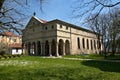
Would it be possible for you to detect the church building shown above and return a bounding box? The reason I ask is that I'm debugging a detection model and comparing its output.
[22,16,103,56]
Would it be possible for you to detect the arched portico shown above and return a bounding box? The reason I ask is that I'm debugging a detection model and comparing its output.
[45,40,49,56]
[65,40,70,55]
[28,42,31,55]
[51,39,56,56]
[58,39,64,55]
[37,41,41,55]
[32,42,36,55]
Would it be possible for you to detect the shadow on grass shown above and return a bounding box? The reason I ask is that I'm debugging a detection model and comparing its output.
[81,60,120,73]
[0,67,103,80]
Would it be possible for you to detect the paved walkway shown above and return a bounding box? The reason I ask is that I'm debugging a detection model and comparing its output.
[42,56,120,62]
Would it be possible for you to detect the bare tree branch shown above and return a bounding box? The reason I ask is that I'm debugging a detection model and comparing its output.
[96,0,120,7]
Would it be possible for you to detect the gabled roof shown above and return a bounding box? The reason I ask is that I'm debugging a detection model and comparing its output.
[39,19,47,23]
[47,19,95,33]
[25,16,99,34]
[1,31,18,37]
[33,16,47,23]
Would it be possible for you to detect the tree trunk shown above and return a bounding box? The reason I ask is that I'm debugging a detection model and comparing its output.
[0,0,5,10]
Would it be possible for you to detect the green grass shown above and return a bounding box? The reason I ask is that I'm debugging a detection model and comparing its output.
[64,54,120,60]
[63,54,104,59]
[0,56,120,80]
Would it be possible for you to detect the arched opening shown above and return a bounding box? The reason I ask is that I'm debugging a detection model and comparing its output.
[58,39,64,55]
[51,39,56,56]
[65,40,70,55]
[28,42,31,55]
[45,40,49,56]
[37,41,41,55]
[32,42,36,55]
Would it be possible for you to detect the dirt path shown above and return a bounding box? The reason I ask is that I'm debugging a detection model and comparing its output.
[42,56,120,62]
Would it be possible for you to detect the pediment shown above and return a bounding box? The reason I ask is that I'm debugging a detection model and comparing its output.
[25,16,43,29]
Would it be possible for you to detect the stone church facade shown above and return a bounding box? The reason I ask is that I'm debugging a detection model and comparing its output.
[22,16,103,56]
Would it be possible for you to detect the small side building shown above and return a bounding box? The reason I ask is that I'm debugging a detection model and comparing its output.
[0,31,22,54]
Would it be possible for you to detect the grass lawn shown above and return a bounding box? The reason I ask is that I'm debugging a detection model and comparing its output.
[0,56,120,80]
[64,54,120,60]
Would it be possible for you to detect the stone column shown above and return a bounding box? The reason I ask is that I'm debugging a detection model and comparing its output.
[40,44,42,55]
[56,43,59,57]
[24,44,27,55]
[24,43,28,55]
[41,43,45,56]
[35,42,38,55]
[49,43,52,56]
[69,43,71,54]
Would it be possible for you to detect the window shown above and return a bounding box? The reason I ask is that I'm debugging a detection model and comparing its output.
[66,26,68,30]
[45,26,47,30]
[77,37,80,49]
[9,37,11,42]
[51,25,54,29]
[60,25,62,28]
[14,39,16,42]
[91,40,93,50]
[16,48,18,52]
[82,38,85,49]
[87,39,89,49]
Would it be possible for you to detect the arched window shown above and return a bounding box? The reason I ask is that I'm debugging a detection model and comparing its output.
[82,38,85,49]
[66,26,68,30]
[51,25,54,29]
[77,37,80,49]
[60,24,62,28]
[87,39,89,49]
[91,40,93,50]
[45,26,47,30]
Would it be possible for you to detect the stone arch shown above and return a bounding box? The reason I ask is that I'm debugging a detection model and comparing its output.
[65,40,70,55]
[58,39,64,55]
[37,41,41,55]
[45,40,49,56]
[51,39,56,56]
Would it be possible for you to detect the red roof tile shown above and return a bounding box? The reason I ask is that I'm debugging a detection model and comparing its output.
[39,19,47,23]
[2,31,18,37]
[9,43,22,48]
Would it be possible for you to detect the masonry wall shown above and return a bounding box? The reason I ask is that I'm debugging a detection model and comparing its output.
[56,23,102,54]
[22,17,103,56]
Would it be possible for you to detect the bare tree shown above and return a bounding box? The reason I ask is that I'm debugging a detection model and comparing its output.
[0,0,45,34]
[86,14,109,56]
[86,8,120,56]
[108,9,120,55]
[72,0,120,20]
